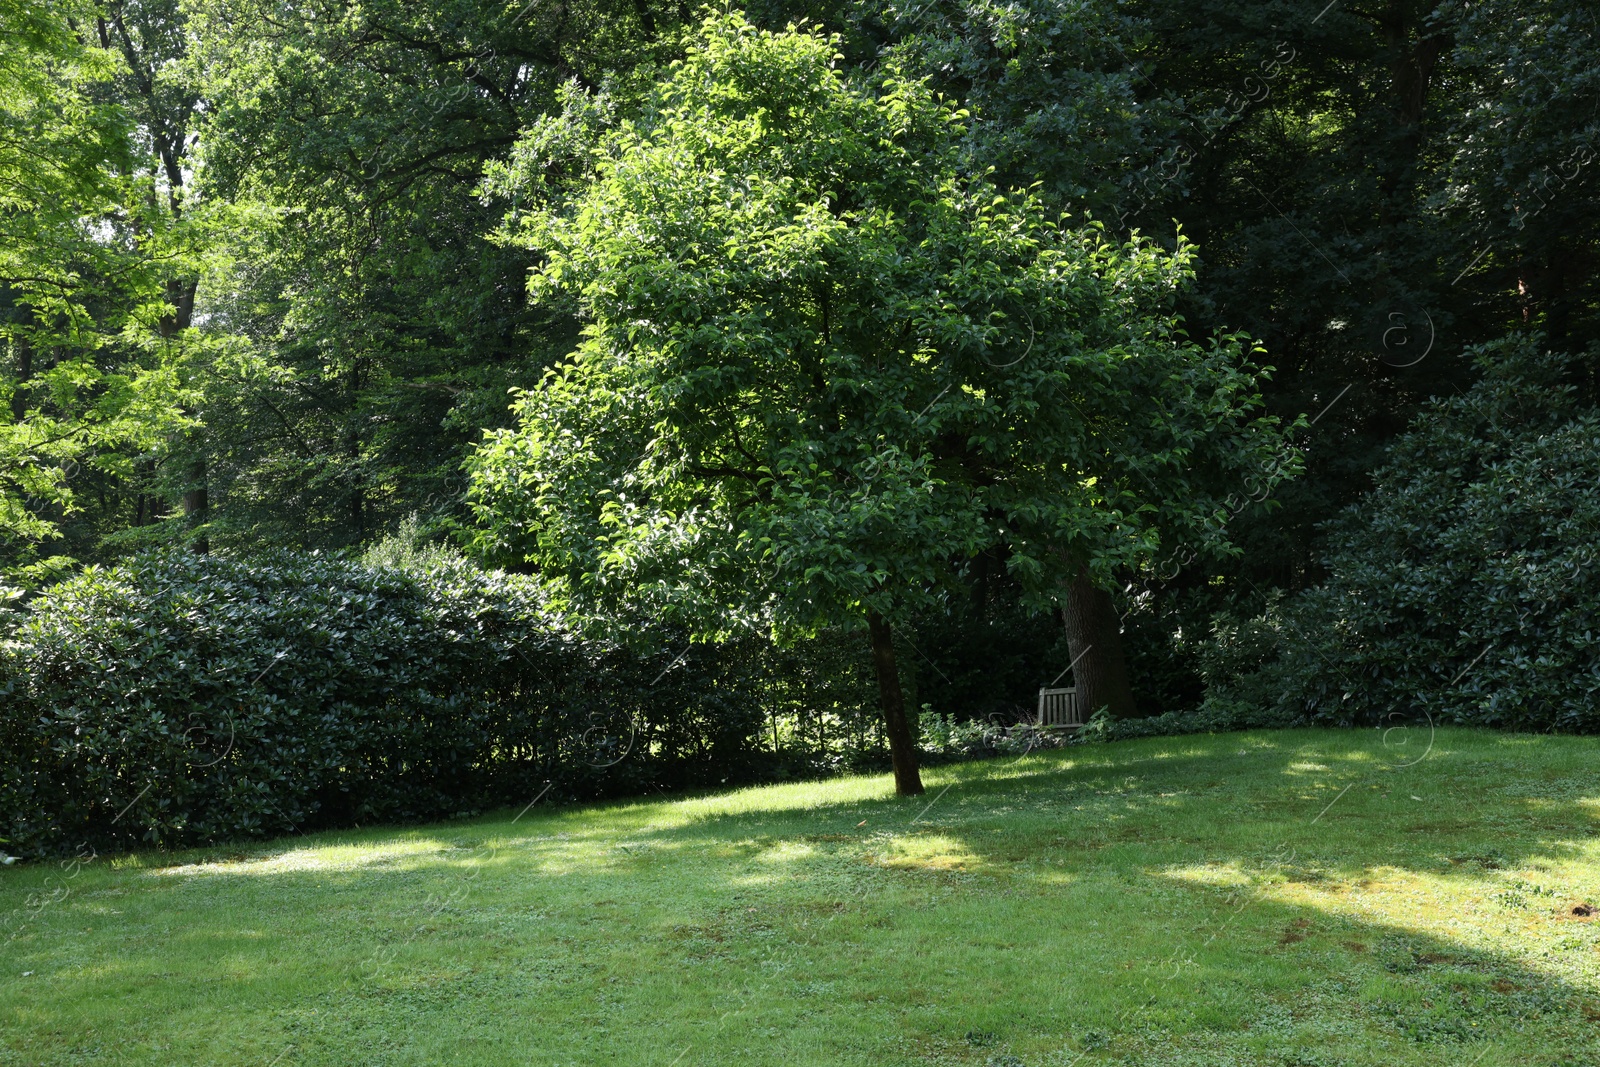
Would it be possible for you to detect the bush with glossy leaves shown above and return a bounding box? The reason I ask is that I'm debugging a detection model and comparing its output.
[1205,335,1600,731]
[0,549,834,856]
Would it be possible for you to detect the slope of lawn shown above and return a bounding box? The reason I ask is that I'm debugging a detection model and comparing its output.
[3,727,1599,1066]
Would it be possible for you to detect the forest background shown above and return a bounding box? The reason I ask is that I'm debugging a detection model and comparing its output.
[4,0,1598,851]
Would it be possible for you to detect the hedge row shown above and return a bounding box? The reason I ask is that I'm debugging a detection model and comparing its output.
[0,550,877,857]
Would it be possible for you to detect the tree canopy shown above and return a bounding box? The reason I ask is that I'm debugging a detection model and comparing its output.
[0,0,189,555]
[468,14,1292,791]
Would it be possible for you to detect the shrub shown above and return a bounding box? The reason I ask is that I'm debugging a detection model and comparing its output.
[1205,336,1600,731]
[1074,697,1303,744]
[3,551,531,853]
[918,709,1070,759]
[0,550,832,856]
[2,540,1130,855]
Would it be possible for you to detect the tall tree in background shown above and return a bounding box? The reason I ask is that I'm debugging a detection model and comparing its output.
[867,0,1180,218]
[1110,0,1598,587]
[1445,0,1600,354]
[98,0,210,548]
[0,0,188,575]
[179,0,690,550]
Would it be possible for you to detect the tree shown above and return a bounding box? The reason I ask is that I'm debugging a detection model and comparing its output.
[1443,0,1600,353]
[179,0,688,551]
[1110,0,1600,599]
[96,0,210,549]
[0,0,188,566]
[867,0,1179,222]
[469,13,1292,790]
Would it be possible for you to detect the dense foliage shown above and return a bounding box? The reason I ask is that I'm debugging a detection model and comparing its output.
[0,0,192,554]
[475,14,1289,613]
[0,548,895,855]
[3,0,1600,852]
[1205,337,1600,732]
[4,0,1595,577]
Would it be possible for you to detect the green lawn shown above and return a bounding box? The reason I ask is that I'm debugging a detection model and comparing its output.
[4,727,1599,1066]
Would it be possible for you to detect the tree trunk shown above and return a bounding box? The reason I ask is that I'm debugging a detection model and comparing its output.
[866,611,924,796]
[1061,564,1140,720]
[1374,0,1446,228]
[10,331,31,420]
[182,456,208,554]
[157,278,197,338]
[160,276,207,548]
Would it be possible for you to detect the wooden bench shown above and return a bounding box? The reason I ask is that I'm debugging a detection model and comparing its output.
[1036,686,1084,729]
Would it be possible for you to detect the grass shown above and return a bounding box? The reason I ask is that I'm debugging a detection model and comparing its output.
[4,727,1600,1066]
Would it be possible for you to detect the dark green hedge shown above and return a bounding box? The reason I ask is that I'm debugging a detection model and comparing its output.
[1202,336,1600,732]
[0,550,848,856]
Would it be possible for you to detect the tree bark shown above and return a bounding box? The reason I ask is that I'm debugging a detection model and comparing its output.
[182,456,208,554]
[10,331,31,420]
[866,611,924,796]
[157,278,197,339]
[1061,564,1140,720]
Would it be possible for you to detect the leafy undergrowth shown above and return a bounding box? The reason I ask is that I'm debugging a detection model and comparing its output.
[3,728,1599,1066]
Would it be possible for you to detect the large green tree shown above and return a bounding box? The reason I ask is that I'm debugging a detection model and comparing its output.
[469,13,1291,790]
[0,0,189,568]
[178,0,692,550]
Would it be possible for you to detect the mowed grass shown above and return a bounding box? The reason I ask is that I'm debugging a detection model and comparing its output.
[4,728,1600,1066]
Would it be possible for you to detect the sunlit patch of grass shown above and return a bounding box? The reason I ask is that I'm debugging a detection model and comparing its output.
[1163,861,1251,887]
[147,837,470,877]
[5,727,1600,1065]
[864,833,979,872]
